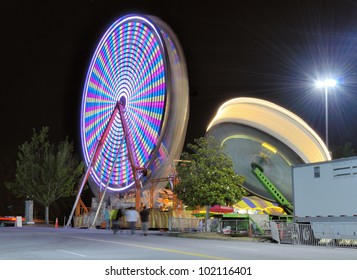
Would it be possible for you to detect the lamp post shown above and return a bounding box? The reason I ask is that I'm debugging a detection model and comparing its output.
[316,79,337,151]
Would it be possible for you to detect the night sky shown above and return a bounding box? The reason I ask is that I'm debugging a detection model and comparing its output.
[3,0,357,168]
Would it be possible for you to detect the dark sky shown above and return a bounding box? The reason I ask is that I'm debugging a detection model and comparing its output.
[3,0,357,167]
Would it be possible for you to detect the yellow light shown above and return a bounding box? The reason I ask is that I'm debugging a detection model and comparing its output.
[262,142,277,154]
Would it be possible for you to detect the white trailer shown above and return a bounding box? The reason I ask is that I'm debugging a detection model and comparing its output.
[292,156,357,240]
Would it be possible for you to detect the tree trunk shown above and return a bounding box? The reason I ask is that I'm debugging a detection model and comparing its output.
[45,206,49,224]
[205,205,210,232]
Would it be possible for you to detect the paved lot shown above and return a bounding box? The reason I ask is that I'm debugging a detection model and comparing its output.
[1,226,357,260]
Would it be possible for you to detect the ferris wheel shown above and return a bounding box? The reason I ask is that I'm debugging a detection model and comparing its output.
[67,14,189,226]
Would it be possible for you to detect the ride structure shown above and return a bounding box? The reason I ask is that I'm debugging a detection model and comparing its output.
[67,14,189,227]
[251,163,293,215]
[206,97,331,215]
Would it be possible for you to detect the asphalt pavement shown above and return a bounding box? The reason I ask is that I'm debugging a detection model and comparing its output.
[1,226,357,260]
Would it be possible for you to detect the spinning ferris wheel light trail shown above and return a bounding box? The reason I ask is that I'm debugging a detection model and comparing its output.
[66,14,189,227]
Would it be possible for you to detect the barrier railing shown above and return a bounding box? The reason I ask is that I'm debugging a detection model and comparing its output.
[168,217,200,232]
[168,217,251,236]
[217,219,250,236]
[271,221,357,248]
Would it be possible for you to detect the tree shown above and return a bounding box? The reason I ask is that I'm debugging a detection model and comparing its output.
[174,136,246,214]
[332,142,356,159]
[6,127,84,224]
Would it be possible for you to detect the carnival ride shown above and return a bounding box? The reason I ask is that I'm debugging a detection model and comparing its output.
[67,13,332,228]
[67,14,189,227]
[206,98,331,214]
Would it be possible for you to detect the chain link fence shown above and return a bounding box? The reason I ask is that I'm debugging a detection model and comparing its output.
[271,221,357,248]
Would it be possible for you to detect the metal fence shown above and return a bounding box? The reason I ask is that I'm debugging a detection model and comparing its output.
[214,219,250,236]
[271,221,357,248]
[168,217,251,236]
[168,217,200,232]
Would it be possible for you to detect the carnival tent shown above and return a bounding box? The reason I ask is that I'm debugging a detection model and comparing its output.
[234,196,286,215]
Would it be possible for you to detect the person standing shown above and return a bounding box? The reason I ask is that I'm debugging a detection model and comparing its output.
[112,208,123,235]
[125,207,139,235]
[103,207,111,230]
[198,219,203,232]
[140,205,150,236]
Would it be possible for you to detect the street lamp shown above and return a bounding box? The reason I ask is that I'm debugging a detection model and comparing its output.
[315,78,337,151]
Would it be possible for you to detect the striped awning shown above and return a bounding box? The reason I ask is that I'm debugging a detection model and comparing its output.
[234,196,286,216]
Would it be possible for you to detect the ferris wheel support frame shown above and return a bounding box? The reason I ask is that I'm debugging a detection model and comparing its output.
[66,102,121,227]
[117,100,148,211]
[89,136,126,229]
[66,101,147,227]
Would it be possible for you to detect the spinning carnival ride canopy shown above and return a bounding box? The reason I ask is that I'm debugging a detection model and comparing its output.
[206,97,331,202]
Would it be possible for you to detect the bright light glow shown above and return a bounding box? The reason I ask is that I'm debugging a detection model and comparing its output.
[207,97,331,202]
[315,78,336,151]
[207,97,331,163]
[81,15,167,191]
[262,142,277,154]
[315,79,337,88]
[80,14,189,192]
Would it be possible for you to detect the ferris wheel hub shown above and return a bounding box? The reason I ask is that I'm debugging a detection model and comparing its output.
[119,96,127,108]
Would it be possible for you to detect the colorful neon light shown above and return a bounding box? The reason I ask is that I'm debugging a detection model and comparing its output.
[80,15,167,191]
